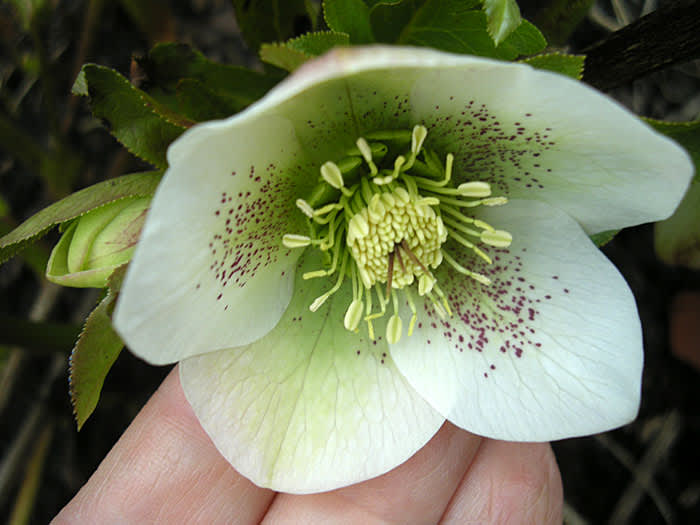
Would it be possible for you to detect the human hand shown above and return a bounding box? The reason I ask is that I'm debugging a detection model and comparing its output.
[52,368,562,524]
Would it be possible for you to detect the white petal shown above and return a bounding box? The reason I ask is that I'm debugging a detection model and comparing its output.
[180,255,444,493]
[391,199,642,441]
[114,115,311,364]
[404,57,692,234]
[278,46,692,234]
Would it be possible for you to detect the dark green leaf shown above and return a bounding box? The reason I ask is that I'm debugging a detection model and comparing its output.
[323,0,374,44]
[231,0,312,52]
[260,44,313,72]
[369,0,423,43]
[522,53,585,80]
[483,0,522,45]
[376,0,545,59]
[260,31,350,71]
[70,273,124,429]
[590,229,619,247]
[0,172,162,266]
[137,43,279,119]
[73,64,189,167]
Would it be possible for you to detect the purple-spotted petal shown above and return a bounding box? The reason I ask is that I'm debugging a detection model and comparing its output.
[390,199,642,441]
[114,115,313,364]
[277,46,692,234]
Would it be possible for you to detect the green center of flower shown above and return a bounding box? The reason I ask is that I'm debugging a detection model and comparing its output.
[283,125,512,344]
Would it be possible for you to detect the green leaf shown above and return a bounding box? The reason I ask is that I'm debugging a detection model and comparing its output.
[73,64,189,167]
[0,171,162,266]
[260,31,350,71]
[136,43,279,120]
[645,118,700,180]
[522,53,585,80]
[650,118,700,268]
[483,0,522,45]
[655,180,700,269]
[376,0,544,59]
[231,0,312,52]
[70,266,126,429]
[323,0,374,44]
[590,229,619,247]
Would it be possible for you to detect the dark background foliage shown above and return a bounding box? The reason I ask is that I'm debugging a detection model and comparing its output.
[0,1,698,523]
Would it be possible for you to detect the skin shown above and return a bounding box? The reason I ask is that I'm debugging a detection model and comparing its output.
[52,368,563,525]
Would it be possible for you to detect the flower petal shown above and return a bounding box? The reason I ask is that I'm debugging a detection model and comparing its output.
[114,115,313,364]
[180,254,444,493]
[278,46,693,233]
[404,59,692,234]
[391,199,642,441]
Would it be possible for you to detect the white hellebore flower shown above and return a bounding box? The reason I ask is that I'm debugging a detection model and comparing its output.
[113,46,693,493]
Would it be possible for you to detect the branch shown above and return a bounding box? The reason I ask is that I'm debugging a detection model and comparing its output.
[583,0,700,91]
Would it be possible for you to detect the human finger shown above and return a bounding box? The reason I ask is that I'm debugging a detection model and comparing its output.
[51,367,275,525]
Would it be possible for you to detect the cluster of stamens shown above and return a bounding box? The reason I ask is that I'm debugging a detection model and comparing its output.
[282,125,512,344]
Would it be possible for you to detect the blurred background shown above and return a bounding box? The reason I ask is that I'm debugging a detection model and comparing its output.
[0,1,698,523]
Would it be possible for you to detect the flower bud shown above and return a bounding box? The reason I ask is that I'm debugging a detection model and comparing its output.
[46,197,150,288]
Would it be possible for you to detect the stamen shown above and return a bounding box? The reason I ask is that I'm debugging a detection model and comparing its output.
[308,252,348,311]
[404,287,418,336]
[457,181,492,197]
[344,299,364,331]
[411,125,428,155]
[481,229,513,248]
[418,273,435,296]
[296,198,314,218]
[387,314,402,344]
[356,138,378,175]
[288,125,511,341]
[445,228,492,264]
[442,250,491,285]
[321,161,353,197]
[282,234,312,248]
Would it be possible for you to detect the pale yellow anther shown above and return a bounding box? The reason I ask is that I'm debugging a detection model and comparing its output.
[481,229,513,248]
[320,161,344,189]
[411,125,428,154]
[474,219,494,231]
[282,234,311,248]
[296,198,314,218]
[381,192,396,208]
[309,293,330,312]
[417,197,440,207]
[482,197,508,206]
[457,181,492,198]
[368,194,386,223]
[314,203,342,216]
[387,314,403,344]
[470,272,492,285]
[373,174,394,185]
[303,269,328,280]
[418,273,435,296]
[394,186,410,204]
[349,213,370,240]
[344,299,364,331]
[356,137,373,163]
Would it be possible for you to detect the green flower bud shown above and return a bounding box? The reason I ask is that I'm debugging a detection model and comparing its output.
[46,197,150,288]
